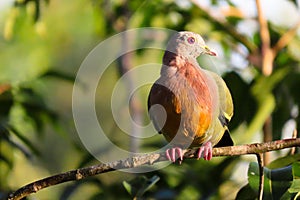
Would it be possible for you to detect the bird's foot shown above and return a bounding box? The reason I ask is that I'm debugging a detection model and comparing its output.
[197,142,213,160]
[166,147,183,164]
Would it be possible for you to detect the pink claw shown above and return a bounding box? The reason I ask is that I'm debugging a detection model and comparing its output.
[166,147,183,163]
[197,142,212,160]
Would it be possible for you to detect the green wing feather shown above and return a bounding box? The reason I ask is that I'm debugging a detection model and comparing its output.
[206,71,234,147]
[208,71,233,125]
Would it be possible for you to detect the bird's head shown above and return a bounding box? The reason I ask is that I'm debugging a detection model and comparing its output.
[166,31,216,59]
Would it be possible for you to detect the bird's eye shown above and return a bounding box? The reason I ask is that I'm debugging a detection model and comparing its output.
[187,37,195,44]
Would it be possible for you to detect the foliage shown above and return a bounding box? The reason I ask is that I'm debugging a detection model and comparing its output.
[1,0,300,199]
[237,159,300,200]
[123,175,160,199]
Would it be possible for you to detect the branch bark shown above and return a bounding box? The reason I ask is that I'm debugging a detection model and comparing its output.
[8,138,300,200]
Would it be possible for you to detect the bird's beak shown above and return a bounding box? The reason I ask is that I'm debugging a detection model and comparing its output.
[203,46,217,56]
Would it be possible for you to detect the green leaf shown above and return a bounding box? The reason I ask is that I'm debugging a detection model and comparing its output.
[177,185,200,200]
[289,162,300,196]
[235,184,257,200]
[251,67,290,102]
[248,162,293,199]
[280,190,294,200]
[289,179,300,193]
[243,93,275,141]
[8,125,40,156]
[15,86,59,133]
[137,175,160,197]
[123,175,160,198]
[268,154,300,169]
[292,162,300,178]
[41,70,76,83]
[0,152,13,168]
[243,67,291,140]
[123,180,133,196]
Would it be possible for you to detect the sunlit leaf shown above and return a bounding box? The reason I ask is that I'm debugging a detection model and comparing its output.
[288,162,300,199]
[123,180,133,196]
[123,175,160,198]
[243,67,290,140]
[251,67,290,99]
[289,179,300,193]
[268,154,300,169]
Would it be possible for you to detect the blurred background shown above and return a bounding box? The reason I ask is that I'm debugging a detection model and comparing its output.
[1,0,300,199]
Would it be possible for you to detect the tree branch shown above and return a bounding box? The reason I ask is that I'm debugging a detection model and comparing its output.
[290,129,298,155]
[7,138,300,200]
[256,0,273,76]
[272,20,300,56]
[190,0,257,53]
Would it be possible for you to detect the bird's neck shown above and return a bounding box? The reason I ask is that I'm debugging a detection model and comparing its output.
[162,51,197,68]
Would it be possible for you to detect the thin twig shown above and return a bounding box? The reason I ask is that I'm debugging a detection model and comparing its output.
[8,138,300,200]
[262,116,272,165]
[256,0,273,76]
[272,20,300,56]
[290,129,298,155]
[190,0,257,53]
[255,0,274,166]
[256,153,264,200]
